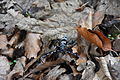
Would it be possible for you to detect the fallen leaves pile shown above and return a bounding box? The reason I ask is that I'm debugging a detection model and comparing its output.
[0,0,120,80]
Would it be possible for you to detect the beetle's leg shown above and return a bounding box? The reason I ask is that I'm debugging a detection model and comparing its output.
[39,50,57,62]
[66,50,80,58]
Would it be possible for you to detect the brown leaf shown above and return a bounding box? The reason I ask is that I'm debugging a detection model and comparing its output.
[76,26,102,48]
[24,33,40,59]
[90,30,112,51]
[76,26,112,51]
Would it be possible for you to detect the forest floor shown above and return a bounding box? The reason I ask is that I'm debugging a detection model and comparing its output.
[0,0,120,80]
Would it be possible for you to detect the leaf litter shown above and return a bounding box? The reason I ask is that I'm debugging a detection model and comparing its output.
[0,0,120,80]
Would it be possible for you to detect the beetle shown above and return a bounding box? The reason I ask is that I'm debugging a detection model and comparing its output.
[39,37,80,62]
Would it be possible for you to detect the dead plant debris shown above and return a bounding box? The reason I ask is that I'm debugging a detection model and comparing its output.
[0,0,120,80]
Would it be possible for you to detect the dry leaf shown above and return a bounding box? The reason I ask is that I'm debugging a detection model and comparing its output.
[24,33,40,59]
[59,74,73,80]
[79,9,104,29]
[92,11,105,28]
[76,58,87,65]
[89,44,101,56]
[65,61,79,76]
[7,56,26,80]
[8,32,20,46]
[76,26,112,51]
[72,45,78,53]
[79,10,93,30]
[0,56,10,80]
[2,48,14,58]
[23,59,64,78]
[0,34,8,50]
[76,31,90,58]
[91,30,112,51]
[76,26,102,48]
[100,57,112,80]
[25,40,43,72]
[81,61,95,80]
[44,66,66,80]
[112,38,120,52]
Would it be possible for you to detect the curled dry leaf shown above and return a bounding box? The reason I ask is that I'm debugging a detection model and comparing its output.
[91,30,112,51]
[76,26,102,48]
[76,26,112,51]
[24,33,40,59]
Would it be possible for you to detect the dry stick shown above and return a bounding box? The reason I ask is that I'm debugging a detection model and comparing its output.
[23,59,65,79]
